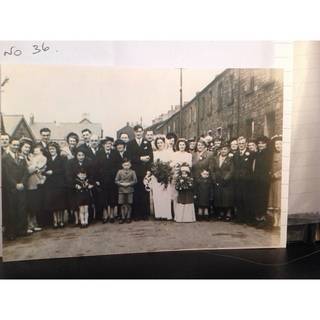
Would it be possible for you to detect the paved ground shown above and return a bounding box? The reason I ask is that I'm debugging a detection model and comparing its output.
[2,220,281,262]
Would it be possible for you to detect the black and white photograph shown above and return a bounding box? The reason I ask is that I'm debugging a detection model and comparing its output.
[0,65,286,261]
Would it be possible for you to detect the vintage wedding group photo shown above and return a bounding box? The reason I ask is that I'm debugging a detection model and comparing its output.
[0,65,285,261]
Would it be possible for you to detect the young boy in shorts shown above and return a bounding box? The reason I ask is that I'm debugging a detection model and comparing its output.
[115,159,137,223]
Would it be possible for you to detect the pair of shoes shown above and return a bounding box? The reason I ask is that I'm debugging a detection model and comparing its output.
[109,218,115,223]
[27,229,34,235]
[119,219,124,224]
[126,219,132,223]
[102,219,107,224]
[53,224,58,229]
[33,227,42,232]
[59,223,64,228]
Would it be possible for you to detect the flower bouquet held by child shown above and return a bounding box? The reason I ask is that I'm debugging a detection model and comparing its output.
[174,163,196,223]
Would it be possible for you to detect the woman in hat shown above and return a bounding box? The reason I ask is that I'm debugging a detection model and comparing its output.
[96,137,118,223]
[209,142,235,221]
[268,135,282,227]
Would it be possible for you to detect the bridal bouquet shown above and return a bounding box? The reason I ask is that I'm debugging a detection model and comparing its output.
[151,159,173,189]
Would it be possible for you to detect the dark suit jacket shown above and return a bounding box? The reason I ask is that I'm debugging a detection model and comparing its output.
[113,150,129,172]
[77,143,101,160]
[96,149,117,188]
[233,149,254,182]
[2,152,29,192]
[192,150,213,180]
[209,155,234,185]
[252,148,271,182]
[126,138,153,179]
[65,158,94,188]
[209,155,235,207]
[45,155,67,189]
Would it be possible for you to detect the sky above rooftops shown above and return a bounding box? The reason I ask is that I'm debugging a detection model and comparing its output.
[1,65,220,137]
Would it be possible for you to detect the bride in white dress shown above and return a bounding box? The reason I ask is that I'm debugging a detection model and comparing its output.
[151,136,173,220]
[171,139,196,222]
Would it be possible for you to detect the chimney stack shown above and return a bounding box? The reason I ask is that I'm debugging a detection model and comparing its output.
[30,113,34,125]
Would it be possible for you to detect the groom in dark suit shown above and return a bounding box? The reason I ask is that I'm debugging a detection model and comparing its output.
[126,125,153,220]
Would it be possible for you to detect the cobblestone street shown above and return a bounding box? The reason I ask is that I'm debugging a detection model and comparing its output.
[3,219,281,262]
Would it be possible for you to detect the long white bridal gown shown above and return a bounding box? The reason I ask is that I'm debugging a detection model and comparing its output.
[151,149,173,220]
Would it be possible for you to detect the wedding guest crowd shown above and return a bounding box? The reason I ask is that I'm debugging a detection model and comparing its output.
[1,125,282,241]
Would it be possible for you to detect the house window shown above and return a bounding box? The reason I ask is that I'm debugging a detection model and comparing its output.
[173,121,176,132]
[218,83,223,111]
[245,119,254,138]
[264,111,276,138]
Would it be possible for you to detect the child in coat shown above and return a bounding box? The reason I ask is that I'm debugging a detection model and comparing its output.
[74,168,94,228]
[115,159,137,223]
[194,169,213,221]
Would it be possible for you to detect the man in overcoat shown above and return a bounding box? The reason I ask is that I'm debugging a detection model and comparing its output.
[126,125,153,220]
[233,136,254,223]
[2,137,29,240]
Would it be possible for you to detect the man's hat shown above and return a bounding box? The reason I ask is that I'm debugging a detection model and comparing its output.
[220,141,230,149]
[101,136,114,144]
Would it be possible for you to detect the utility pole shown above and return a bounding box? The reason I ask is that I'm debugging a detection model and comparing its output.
[179,68,183,137]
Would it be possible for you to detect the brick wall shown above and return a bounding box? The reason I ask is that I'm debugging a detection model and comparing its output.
[153,68,283,140]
